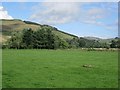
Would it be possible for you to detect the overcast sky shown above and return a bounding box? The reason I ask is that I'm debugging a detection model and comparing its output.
[0,1,118,39]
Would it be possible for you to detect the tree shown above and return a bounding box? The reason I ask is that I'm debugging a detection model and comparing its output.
[33,29,44,49]
[117,39,120,48]
[68,38,79,48]
[7,31,23,49]
[33,28,55,49]
[46,29,55,49]
[22,28,34,49]
[110,40,117,48]
[78,38,86,47]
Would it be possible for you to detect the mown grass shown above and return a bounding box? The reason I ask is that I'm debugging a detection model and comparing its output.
[2,49,118,88]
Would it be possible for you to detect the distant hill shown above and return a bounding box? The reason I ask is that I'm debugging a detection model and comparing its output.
[0,19,77,43]
[83,36,101,41]
[83,36,116,44]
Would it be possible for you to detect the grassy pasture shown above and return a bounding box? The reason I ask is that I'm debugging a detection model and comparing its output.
[2,49,118,88]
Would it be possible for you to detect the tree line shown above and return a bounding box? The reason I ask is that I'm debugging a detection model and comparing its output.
[2,27,120,49]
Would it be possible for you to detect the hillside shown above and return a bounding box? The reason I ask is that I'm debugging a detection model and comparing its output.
[0,19,118,49]
[0,19,77,43]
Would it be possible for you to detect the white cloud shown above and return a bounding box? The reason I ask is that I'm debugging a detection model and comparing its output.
[83,20,103,25]
[30,2,117,31]
[30,2,81,25]
[83,19,118,31]
[87,8,106,18]
[0,6,13,19]
[1,0,119,2]
[30,2,107,25]
[78,7,106,24]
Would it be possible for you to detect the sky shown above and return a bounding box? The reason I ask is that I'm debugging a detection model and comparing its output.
[0,1,118,39]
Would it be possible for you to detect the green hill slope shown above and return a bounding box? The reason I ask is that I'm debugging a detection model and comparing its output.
[0,19,77,43]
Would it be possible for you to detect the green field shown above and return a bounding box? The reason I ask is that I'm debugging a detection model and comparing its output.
[2,49,118,88]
